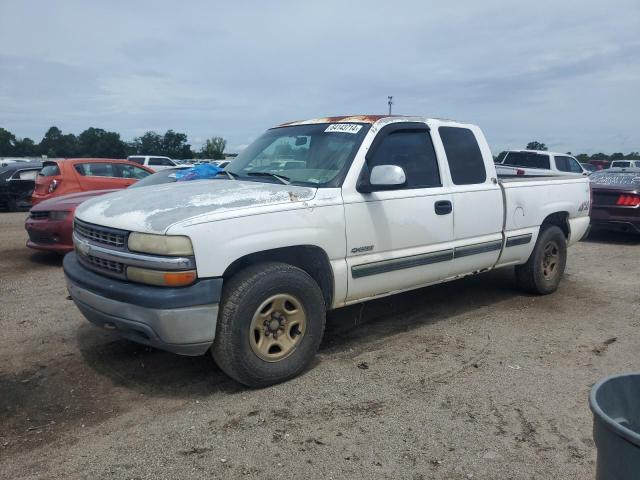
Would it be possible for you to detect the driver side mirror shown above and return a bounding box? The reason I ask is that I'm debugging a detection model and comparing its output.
[357,164,407,193]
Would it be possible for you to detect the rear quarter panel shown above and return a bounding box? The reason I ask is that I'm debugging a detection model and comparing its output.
[497,177,590,266]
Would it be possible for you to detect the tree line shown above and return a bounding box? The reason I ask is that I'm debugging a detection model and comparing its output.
[0,126,227,160]
[495,141,640,163]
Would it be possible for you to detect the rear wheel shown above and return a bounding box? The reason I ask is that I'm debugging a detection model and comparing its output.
[212,262,326,387]
[515,225,567,295]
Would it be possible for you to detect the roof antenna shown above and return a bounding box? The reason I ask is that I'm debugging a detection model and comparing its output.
[388,96,393,115]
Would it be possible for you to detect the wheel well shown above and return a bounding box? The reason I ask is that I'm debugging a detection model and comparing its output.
[223,246,334,307]
[541,212,570,238]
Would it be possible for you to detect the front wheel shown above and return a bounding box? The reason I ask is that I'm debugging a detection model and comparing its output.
[515,225,567,295]
[212,262,326,387]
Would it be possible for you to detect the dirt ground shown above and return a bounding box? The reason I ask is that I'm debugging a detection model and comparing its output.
[1,211,638,480]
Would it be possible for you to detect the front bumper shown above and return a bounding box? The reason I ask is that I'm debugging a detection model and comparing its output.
[63,252,222,356]
[25,217,74,254]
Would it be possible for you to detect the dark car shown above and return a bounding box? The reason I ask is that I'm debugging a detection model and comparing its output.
[0,161,43,211]
[590,168,640,234]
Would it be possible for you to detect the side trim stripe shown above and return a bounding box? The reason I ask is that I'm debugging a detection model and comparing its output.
[351,249,453,279]
[505,233,532,248]
[453,240,502,258]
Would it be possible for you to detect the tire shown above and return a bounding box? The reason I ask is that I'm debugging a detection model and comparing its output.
[515,225,567,295]
[212,262,326,388]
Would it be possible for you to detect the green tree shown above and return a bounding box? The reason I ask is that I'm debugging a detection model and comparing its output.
[575,153,590,162]
[200,136,226,160]
[624,152,639,159]
[0,127,19,155]
[131,131,163,155]
[78,127,127,158]
[13,137,37,156]
[38,126,78,157]
[162,130,193,159]
[590,152,609,160]
[526,141,547,151]
[610,152,624,160]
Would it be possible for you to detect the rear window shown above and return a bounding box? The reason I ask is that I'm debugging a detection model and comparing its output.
[128,156,145,165]
[13,169,39,180]
[439,127,486,185]
[39,163,61,176]
[149,157,174,166]
[502,152,551,170]
[611,161,631,168]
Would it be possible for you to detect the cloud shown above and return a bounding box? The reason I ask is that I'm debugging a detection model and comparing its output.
[0,0,639,154]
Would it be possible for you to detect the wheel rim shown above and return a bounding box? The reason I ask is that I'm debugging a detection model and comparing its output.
[249,293,306,362]
[541,240,560,280]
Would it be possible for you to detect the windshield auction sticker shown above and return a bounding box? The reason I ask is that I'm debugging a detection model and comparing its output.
[325,123,363,134]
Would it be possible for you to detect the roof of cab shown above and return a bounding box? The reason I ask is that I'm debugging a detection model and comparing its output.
[277,114,468,128]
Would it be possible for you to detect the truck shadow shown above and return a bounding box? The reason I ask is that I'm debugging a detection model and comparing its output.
[76,267,521,398]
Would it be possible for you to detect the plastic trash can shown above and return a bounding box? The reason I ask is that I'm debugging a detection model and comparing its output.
[589,373,640,480]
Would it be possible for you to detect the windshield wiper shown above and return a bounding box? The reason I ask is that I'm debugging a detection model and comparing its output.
[246,171,290,185]
[223,170,239,180]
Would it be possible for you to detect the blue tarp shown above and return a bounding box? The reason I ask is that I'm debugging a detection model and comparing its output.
[174,163,223,181]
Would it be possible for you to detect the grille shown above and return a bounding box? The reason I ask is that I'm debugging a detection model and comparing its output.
[75,220,126,248]
[83,254,124,274]
[28,230,54,244]
[30,211,49,219]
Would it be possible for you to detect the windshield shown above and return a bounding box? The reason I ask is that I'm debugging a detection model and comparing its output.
[227,123,370,187]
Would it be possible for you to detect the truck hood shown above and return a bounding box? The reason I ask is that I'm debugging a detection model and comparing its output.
[74,180,317,234]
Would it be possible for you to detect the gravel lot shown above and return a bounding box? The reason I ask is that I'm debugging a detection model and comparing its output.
[1,211,639,479]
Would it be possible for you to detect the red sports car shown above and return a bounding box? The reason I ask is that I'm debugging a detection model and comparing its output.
[25,189,117,254]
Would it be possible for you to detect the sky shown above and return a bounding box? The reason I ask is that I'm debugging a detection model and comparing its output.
[1,0,639,155]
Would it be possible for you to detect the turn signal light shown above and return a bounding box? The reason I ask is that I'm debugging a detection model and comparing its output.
[616,194,640,206]
[126,266,197,287]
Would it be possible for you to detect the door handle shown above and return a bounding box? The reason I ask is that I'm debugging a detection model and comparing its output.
[434,200,452,215]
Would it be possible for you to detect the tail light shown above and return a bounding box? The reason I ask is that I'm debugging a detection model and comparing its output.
[516,168,525,176]
[48,179,59,193]
[616,194,640,206]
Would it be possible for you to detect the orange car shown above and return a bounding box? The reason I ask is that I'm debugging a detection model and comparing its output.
[31,158,153,205]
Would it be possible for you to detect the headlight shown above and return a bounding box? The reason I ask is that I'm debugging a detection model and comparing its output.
[128,232,193,256]
[127,267,196,287]
[49,211,69,221]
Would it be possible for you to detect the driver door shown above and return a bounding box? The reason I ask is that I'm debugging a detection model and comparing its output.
[342,124,454,302]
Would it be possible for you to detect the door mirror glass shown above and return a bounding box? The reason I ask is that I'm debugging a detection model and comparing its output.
[369,165,406,188]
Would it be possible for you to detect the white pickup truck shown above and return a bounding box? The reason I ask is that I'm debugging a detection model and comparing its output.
[64,115,591,387]
[496,150,589,177]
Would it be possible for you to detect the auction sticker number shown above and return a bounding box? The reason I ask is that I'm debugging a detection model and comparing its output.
[325,124,362,134]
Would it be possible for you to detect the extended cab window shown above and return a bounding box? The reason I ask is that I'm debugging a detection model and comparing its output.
[439,127,486,185]
[502,152,550,169]
[368,130,441,188]
[128,157,145,165]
